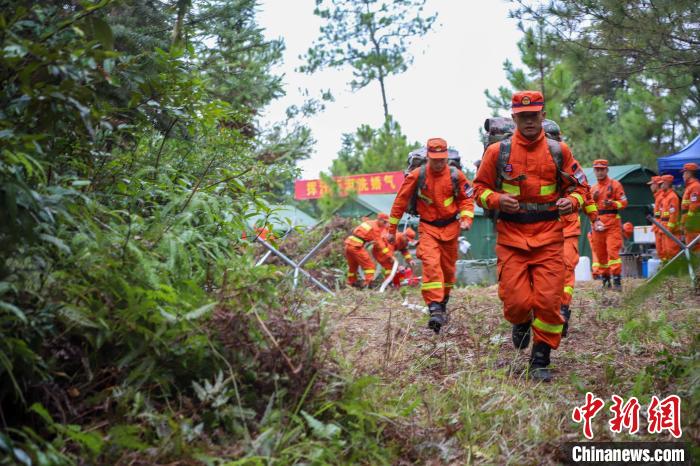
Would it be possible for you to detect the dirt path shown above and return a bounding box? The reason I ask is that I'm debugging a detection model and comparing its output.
[322,278,699,464]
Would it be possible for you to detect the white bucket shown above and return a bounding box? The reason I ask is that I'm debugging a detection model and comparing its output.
[647,258,662,277]
[575,256,592,282]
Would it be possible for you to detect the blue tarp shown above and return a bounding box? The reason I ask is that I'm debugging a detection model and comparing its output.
[657,134,700,183]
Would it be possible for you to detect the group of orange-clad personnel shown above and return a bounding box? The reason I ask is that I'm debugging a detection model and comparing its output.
[343,213,418,289]
[342,89,697,382]
[649,163,700,260]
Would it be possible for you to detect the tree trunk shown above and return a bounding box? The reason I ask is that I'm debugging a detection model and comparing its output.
[378,73,389,122]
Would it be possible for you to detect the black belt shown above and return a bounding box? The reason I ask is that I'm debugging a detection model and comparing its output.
[499,210,559,224]
[420,216,458,227]
[599,209,619,215]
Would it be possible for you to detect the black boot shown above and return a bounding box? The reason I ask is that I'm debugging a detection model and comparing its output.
[428,302,446,334]
[512,320,532,349]
[560,305,571,338]
[529,342,552,382]
[612,275,622,292]
[601,276,611,289]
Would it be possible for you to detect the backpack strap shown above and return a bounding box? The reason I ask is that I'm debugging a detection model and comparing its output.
[408,165,428,214]
[546,138,563,194]
[496,138,512,191]
[449,166,460,200]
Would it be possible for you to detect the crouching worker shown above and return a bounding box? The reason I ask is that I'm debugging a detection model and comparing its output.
[388,138,474,333]
[344,213,388,288]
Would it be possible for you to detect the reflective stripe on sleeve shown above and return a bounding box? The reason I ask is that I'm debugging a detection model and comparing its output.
[461,210,474,218]
[381,247,390,254]
[585,204,597,214]
[360,222,372,231]
[389,216,400,225]
[443,196,454,207]
[349,236,364,244]
[532,318,563,334]
[563,286,574,296]
[570,193,584,206]
[363,269,375,274]
[614,201,623,209]
[480,189,495,206]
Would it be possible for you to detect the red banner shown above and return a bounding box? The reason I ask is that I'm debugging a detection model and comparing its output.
[294,171,404,200]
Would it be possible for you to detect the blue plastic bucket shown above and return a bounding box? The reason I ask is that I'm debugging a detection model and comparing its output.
[641,259,648,278]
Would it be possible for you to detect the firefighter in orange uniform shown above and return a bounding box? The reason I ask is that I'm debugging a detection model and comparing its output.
[681,163,700,253]
[388,138,474,334]
[560,188,597,337]
[344,213,389,287]
[590,159,628,290]
[373,228,416,272]
[648,176,664,259]
[658,174,681,261]
[473,90,588,382]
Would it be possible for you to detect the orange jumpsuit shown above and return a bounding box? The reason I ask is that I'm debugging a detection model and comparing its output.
[588,232,601,279]
[653,189,664,260]
[389,167,474,305]
[590,177,628,277]
[344,220,385,286]
[372,231,413,271]
[659,189,681,260]
[681,177,700,252]
[561,190,597,307]
[473,129,587,350]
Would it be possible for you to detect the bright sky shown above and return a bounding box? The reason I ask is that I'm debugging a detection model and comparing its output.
[256,1,525,179]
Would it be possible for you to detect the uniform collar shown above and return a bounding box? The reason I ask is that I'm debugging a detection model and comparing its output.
[513,128,544,147]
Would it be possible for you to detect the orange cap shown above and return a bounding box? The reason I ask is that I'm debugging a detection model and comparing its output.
[592,159,609,168]
[377,212,389,221]
[681,162,698,172]
[511,91,544,114]
[404,227,416,240]
[426,138,448,159]
[661,174,674,183]
[647,176,662,185]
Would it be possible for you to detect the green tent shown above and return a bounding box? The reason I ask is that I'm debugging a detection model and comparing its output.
[246,203,318,233]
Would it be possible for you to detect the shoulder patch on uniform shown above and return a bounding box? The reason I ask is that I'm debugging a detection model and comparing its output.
[504,164,513,173]
[574,167,586,184]
[465,184,474,198]
[670,207,676,213]
[692,193,698,202]
[620,195,627,201]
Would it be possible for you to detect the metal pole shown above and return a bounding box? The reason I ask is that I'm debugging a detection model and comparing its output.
[291,232,332,289]
[647,215,686,249]
[255,250,272,266]
[255,236,334,294]
[646,215,698,284]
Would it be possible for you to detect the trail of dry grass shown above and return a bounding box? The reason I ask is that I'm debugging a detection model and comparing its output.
[321,279,699,464]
